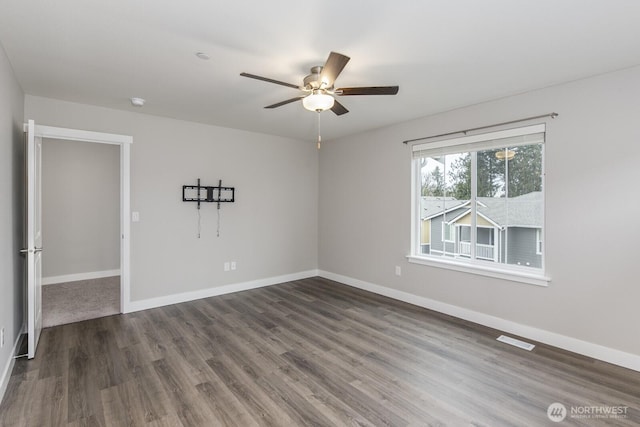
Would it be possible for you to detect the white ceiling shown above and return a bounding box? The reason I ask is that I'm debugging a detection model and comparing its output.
[2,1,640,142]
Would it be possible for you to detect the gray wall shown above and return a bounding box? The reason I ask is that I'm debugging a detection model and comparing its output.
[0,42,24,387]
[25,95,319,302]
[42,139,120,278]
[319,66,640,356]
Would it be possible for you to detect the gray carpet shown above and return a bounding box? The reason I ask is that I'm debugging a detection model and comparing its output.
[42,276,120,328]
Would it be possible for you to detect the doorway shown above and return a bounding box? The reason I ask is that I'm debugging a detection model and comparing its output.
[41,138,120,327]
[25,122,131,358]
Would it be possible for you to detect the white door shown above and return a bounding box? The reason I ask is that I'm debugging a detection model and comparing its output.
[25,119,43,359]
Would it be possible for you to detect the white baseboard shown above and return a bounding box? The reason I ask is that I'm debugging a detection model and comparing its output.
[318,270,640,373]
[0,324,25,407]
[43,269,120,285]
[124,270,319,313]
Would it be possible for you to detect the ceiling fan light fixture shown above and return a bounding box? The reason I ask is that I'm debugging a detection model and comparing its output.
[240,51,398,117]
[302,90,334,112]
[130,97,145,107]
[495,149,516,160]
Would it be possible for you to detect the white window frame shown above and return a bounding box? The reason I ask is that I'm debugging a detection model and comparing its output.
[408,124,550,287]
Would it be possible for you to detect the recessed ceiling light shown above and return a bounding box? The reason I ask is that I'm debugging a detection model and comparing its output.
[195,52,210,60]
[130,97,145,107]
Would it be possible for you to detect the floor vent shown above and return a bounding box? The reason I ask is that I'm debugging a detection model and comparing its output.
[497,335,535,351]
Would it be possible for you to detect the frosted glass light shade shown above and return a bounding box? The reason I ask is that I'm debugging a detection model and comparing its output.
[302,91,335,112]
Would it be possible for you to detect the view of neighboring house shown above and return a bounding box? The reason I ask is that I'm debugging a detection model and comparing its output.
[420,192,542,268]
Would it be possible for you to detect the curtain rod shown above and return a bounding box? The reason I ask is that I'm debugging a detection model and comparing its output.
[402,112,558,145]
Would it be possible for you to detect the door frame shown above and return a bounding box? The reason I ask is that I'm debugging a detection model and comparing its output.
[26,123,133,312]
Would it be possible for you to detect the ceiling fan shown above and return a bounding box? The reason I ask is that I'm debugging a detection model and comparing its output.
[240,51,399,116]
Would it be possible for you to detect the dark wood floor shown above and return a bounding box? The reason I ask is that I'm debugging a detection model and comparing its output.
[1,277,639,426]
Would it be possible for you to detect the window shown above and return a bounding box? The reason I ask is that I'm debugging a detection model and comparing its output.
[443,222,455,242]
[411,124,546,282]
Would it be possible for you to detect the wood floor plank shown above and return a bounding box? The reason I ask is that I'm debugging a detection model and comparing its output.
[67,346,106,426]
[0,369,38,427]
[253,371,336,427]
[2,277,640,426]
[205,320,338,426]
[32,376,68,427]
[87,329,130,390]
[281,350,409,426]
[206,354,296,426]
[107,345,169,424]
[152,357,217,427]
[37,348,68,380]
[102,314,141,349]
[129,315,170,362]
[101,380,152,426]
[195,380,260,427]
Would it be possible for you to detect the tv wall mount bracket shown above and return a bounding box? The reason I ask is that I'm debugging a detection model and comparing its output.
[182,178,235,210]
[182,178,235,238]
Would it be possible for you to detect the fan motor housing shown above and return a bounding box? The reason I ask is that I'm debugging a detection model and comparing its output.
[303,66,327,90]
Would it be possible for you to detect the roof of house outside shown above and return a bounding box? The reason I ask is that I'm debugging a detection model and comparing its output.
[421,192,542,228]
[421,197,467,219]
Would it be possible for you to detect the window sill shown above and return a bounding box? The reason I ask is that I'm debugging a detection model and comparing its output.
[406,255,550,287]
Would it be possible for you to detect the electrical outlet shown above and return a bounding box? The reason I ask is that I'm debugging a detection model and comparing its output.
[224,262,230,272]
[1,327,4,348]
[395,266,401,276]
[231,261,236,271]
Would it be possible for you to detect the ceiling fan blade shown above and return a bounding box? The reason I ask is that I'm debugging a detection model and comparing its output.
[265,96,305,109]
[330,99,349,116]
[240,72,301,90]
[336,86,399,96]
[320,52,350,87]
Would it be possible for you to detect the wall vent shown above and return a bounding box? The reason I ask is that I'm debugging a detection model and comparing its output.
[497,335,535,351]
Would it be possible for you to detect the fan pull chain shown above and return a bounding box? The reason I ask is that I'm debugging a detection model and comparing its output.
[317,111,322,149]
